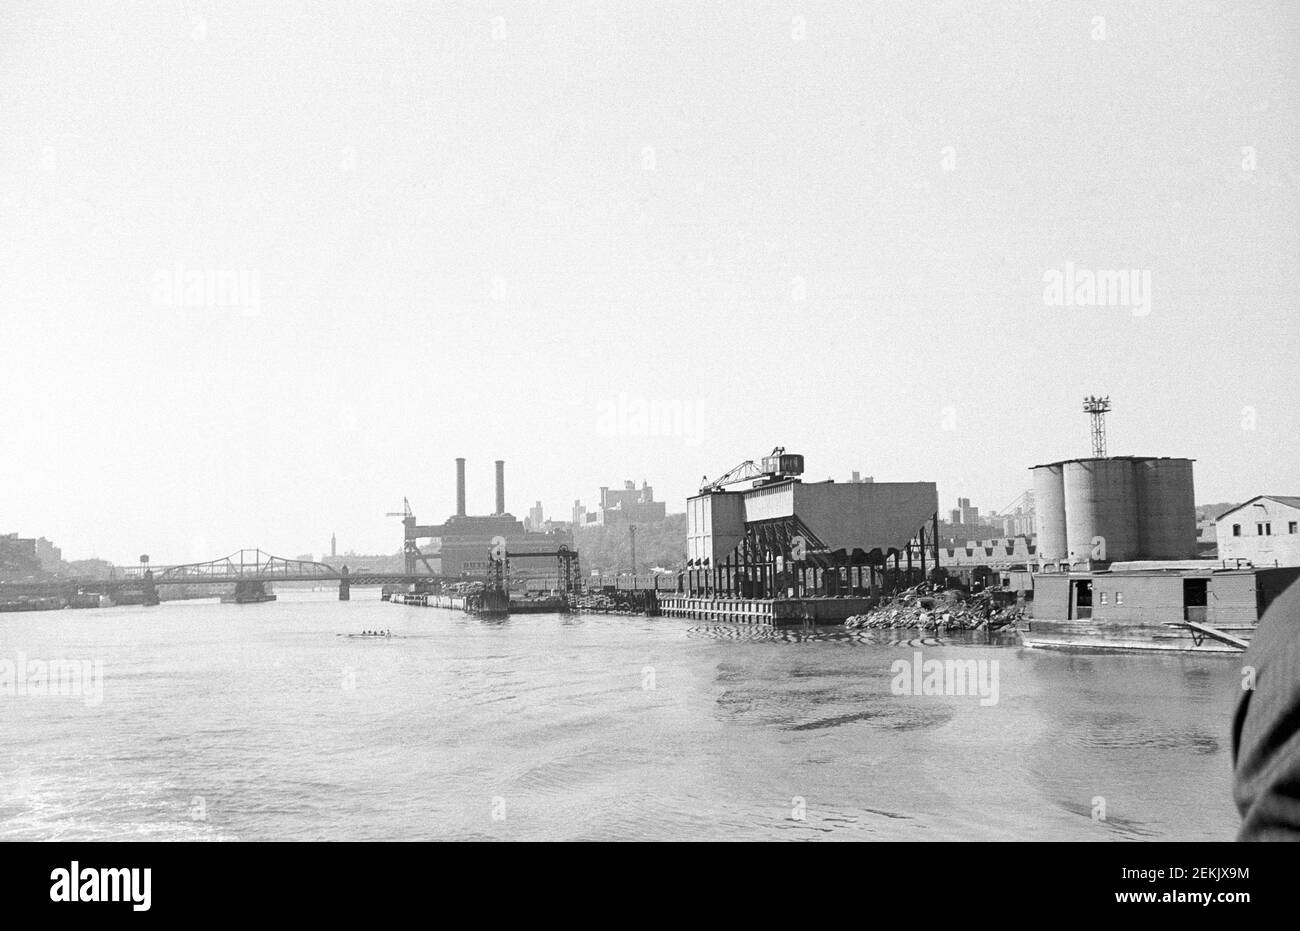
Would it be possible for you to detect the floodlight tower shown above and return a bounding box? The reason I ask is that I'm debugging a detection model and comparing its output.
[1083,395,1111,458]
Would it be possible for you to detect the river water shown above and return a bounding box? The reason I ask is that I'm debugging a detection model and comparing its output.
[0,590,1242,841]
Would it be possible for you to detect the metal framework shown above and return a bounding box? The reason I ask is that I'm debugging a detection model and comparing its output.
[489,544,581,594]
[699,459,764,493]
[1083,395,1111,458]
[108,550,449,587]
[556,545,579,594]
[116,549,339,584]
[698,446,800,493]
[686,512,941,599]
[387,497,440,575]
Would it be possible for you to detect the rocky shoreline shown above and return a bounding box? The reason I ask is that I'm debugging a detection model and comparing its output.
[844,583,1024,632]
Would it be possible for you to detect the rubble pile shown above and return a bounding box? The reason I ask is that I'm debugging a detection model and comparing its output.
[844,583,1024,632]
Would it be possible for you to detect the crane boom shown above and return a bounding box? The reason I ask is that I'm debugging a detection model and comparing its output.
[700,460,763,493]
[699,447,804,493]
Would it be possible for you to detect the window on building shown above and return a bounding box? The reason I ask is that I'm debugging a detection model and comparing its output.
[1291,522,1298,534]
[1115,592,1124,605]
[1258,523,1266,535]
[1099,592,1108,605]
[1266,523,1273,536]
[1233,524,1242,536]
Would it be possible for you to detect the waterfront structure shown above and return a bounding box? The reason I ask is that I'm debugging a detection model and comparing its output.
[1030,456,1197,566]
[665,449,938,626]
[1215,496,1300,567]
[1024,563,1300,653]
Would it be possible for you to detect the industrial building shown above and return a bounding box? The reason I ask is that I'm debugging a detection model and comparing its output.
[572,481,667,526]
[1215,496,1300,567]
[399,459,574,579]
[664,449,939,624]
[1024,564,1300,653]
[1030,456,1198,566]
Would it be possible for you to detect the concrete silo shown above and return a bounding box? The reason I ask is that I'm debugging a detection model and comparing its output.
[1031,463,1068,561]
[1063,458,1140,562]
[1135,457,1197,558]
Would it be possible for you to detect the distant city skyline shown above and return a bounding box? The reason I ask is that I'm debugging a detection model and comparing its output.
[3,2,1297,563]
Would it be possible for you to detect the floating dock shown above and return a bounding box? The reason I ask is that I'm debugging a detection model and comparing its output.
[1018,618,1256,653]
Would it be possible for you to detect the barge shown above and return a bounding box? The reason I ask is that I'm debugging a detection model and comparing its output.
[659,595,875,627]
[390,590,523,617]
[0,596,65,613]
[1019,563,1300,654]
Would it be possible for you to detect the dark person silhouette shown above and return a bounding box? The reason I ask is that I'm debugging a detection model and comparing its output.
[1232,570,1300,840]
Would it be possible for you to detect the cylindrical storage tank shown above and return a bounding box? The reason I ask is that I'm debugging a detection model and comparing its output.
[1031,464,1068,561]
[1063,458,1139,563]
[1134,457,1196,558]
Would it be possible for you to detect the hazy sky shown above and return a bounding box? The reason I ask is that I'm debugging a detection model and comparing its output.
[2,2,1297,564]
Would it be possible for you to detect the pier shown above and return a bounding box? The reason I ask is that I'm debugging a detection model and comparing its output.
[658,595,876,627]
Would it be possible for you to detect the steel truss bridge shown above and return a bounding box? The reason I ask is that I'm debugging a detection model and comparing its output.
[113,550,449,588]
[0,550,451,603]
[2,547,583,604]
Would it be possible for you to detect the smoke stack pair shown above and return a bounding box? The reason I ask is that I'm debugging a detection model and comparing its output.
[453,457,505,516]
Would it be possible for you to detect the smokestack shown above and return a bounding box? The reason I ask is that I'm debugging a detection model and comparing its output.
[495,460,505,515]
[455,458,467,516]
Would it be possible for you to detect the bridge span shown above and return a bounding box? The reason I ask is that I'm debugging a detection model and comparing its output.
[114,549,456,601]
[3,546,581,607]
[1,549,452,604]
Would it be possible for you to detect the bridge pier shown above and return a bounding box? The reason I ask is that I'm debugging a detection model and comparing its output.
[142,570,160,606]
[339,565,350,601]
